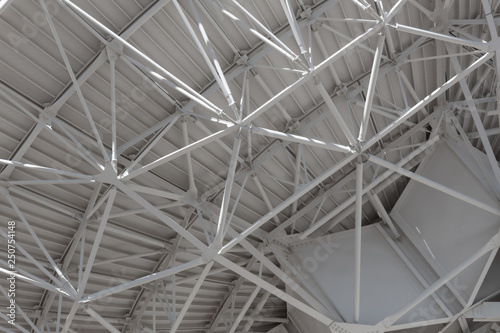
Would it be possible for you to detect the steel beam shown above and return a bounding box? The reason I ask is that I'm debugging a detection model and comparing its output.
[121,15,384,181]
[221,153,357,254]
[80,257,205,303]
[0,159,93,179]
[60,0,222,115]
[379,232,500,328]
[208,249,261,332]
[252,174,281,225]
[41,0,108,161]
[228,286,262,333]
[62,187,117,333]
[246,126,352,153]
[0,264,61,295]
[467,248,499,306]
[214,254,335,327]
[390,23,490,51]
[358,34,385,143]
[226,228,338,319]
[447,44,500,192]
[368,192,400,238]
[169,261,214,333]
[225,0,299,62]
[214,136,242,247]
[115,181,208,252]
[83,306,121,333]
[176,0,237,112]
[367,154,500,216]
[316,80,357,147]
[363,52,494,153]
[241,277,280,332]
[354,161,363,323]
[299,136,439,238]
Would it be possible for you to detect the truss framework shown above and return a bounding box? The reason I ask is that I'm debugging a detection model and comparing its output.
[0,0,499,332]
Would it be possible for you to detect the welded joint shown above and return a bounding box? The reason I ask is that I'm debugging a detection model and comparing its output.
[298,5,312,19]
[337,82,350,96]
[203,247,219,263]
[286,118,301,132]
[105,38,123,59]
[106,44,121,62]
[235,52,249,66]
[38,111,52,129]
[58,279,76,299]
[313,76,323,86]
[94,163,119,184]
[74,214,86,224]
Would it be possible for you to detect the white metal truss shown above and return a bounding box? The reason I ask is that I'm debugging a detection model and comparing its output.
[0,0,499,333]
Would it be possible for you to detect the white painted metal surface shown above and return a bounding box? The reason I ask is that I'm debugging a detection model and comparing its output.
[0,0,499,332]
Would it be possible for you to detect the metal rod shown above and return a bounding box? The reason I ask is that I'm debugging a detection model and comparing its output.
[117,112,180,157]
[292,144,303,215]
[300,135,439,238]
[169,261,214,333]
[390,23,489,51]
[7,179,94,186]
[316,80,357,147]
[222,153,357,253]
[122,19,383,182]
[3,193,75,294]
[228,286,262,333]
[0,265,60,295]
[62,188,117,333]
[448,44,500,192]
[182,119,198,194]
[109,55,117,168]
[82,306,121,333]
[363,52,494,152]
[0,159,93,179]
[368,154,500,216]
[80,257,205,303]
[40,0,108,161]
[252,174,281,225]
[358,34,385,143]
[214,136,242,247]
[241,278,280,331]
[59,0,222,114]
[467,248,499,306]
[280,0,307,55]
[56,293,62,333]
[115,181,208,252]
[214,254,334,326]
[246,126,352,153]
[186,0,237,111]
[368,192,400,238]
[380,232,500,328]
[354,162,363,323]
[227,0,299,61]
[313,29,341,85]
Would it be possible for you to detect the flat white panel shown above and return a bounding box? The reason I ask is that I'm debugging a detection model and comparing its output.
[392,141,500,301]
[291,224,446,325]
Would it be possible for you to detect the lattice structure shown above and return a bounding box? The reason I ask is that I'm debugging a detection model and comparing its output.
[0,0,499,332]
